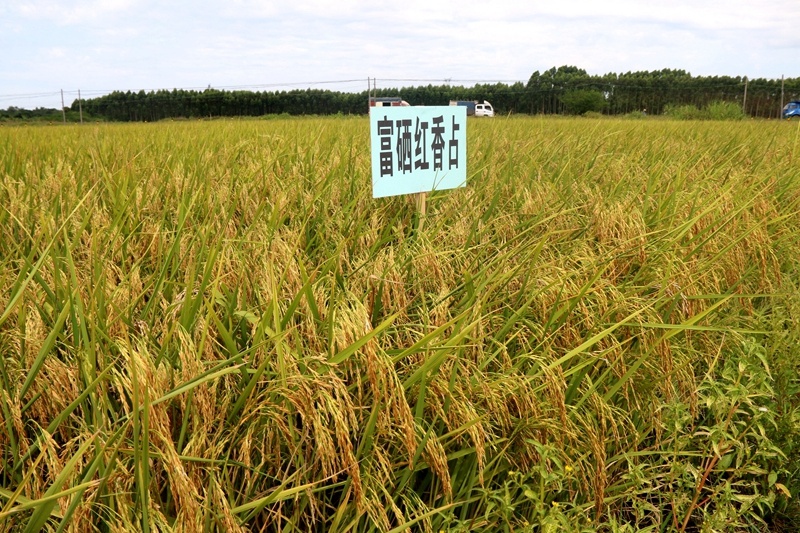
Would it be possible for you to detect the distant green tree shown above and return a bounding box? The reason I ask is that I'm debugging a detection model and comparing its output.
[560,89,607,115]
[69,68,800,121]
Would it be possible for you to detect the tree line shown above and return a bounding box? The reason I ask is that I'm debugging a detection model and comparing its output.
[3,66,799,122]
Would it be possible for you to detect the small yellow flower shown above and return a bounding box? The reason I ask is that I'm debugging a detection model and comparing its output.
[565,465,574,473]
[551,501,559,508]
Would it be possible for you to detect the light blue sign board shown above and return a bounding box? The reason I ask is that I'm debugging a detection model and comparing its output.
[370,106,467,198]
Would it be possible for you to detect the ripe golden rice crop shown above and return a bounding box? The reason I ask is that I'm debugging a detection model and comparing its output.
[1,116,799,532]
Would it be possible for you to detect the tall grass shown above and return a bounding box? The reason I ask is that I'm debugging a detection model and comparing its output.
[1,117,799,532]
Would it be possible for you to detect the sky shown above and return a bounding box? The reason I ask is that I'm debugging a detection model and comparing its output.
[2,0,799,110]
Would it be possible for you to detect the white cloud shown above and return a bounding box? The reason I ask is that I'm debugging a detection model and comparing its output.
[13,0,138,24]
[2,0,800,109]
[47,46,67,58]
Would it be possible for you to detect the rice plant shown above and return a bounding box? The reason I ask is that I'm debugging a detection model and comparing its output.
[1,116,799,532]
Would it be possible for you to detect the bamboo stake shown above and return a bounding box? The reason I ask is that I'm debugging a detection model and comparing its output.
[416,192,427,231]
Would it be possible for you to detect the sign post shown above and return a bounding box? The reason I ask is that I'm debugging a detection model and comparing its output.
[369,106,467,218]
[416,191,427,230]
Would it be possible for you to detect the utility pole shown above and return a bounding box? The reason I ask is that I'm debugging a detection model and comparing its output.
[742,77,747,116]
[781,75,785,119]
[78,89,83,124]
[60,89,66,123]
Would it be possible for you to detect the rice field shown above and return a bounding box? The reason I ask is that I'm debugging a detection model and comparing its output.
[1,116,799,532]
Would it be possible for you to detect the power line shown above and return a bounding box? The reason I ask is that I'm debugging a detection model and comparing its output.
[3,75,796,104]
[0,91,62,102]
[0,79,370,106]
[2,75,798,117]
[380,78,526,84]
[0,77,532,104]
